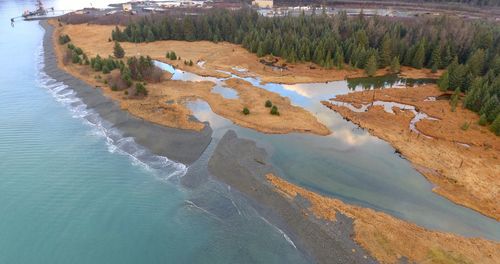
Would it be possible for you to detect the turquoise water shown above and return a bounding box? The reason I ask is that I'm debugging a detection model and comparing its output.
[0,1,308,263]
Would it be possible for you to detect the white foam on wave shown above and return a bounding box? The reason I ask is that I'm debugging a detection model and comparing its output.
[258,215,297,249]
[35,43,187,181]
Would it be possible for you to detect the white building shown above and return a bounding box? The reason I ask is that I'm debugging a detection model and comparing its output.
[122,3,132,12]
[252,0,273,9]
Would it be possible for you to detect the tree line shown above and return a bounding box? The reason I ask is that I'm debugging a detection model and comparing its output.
[112,9,500,134]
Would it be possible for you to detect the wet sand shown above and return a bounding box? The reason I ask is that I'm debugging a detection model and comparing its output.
[41,21,212,165]
[207,131,499,264]
[42,19,500,264]
[208,130,377,264]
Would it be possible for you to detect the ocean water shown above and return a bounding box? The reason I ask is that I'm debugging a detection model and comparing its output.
[0,1,308,263]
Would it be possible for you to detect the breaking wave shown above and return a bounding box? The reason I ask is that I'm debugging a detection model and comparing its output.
[35,43,187,181]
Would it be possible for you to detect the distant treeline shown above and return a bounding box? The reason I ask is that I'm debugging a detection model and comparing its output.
[273,0,500,7]
[112,9,500,133]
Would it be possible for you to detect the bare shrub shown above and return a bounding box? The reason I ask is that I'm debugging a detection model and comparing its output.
[147,66,165,83]
[62,48,72,65]
[106,71,128,90]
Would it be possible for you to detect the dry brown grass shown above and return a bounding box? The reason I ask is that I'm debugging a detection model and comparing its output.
[322,85,500,220]
[266,173,500,264]
[49,20,329,135]
[56,23,440,85]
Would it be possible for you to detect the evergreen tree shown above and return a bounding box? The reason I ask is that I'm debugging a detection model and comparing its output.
[242,107,250,115]
[113,42,125,58]
[478,114,488,126]
[467,49,485,76]
[93,55,103,71]
[438,71,449,91]
[412,42,425,69]
[448,57,465,90]
[365,54,377,77]
[390,56,400,74]
[71,51,80,64]
[379,35,392,67]
[463,77,483,111]
[146,29,155,42]
[102,65,110,74]
[270,105,280,115]
[490,114,500,136]
[121,66,132,87]
[480,95,499,122]
[429,46,441,72]
[257,42,265,57]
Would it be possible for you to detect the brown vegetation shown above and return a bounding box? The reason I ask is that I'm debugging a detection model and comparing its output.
[322,85,500,220]
[266,173,500,264]
[55,23,439,85]
[49,20,328,135]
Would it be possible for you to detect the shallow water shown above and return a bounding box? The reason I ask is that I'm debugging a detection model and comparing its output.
[0,1,309,263]
[156,62,500,240]
[212,85,239,99]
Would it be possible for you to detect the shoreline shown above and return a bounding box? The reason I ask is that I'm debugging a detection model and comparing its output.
[40,19,500,264]
[51,22,329,136]
[208,131,499,264]
[207,130,377,264]
[40,20,212,165]
[323,85,500,221]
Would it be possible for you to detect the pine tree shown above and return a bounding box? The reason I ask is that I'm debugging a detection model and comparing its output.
[365,54,377,77]
[390,56,400,73]
[379,35,392,67]
[71,51,81,64]
[121,66,132,87]
[463,77,483,111]
[112,26,123,41]
[467,49,485,76]
[480,95,499,122]
[412,42,425,69]
[438,71,449,91]
[490,114,500,136]
[93,55,103,71]
[113,42,125,58]
[448,57,465,90]
[442,44,453,68]
[429,46,441,72]
[146,28,155,42]
[102,65,110,74]
[257,42,265,57]
[478,114,488,126]
[242,107,250,115]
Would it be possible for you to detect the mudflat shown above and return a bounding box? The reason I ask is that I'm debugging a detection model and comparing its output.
[208,130,377,264]
[209,130,499,264]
